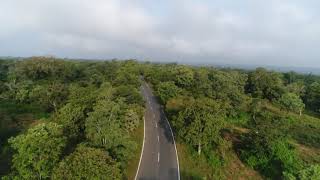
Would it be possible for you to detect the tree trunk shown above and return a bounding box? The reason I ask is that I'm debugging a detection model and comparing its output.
[198,141,201,155]
[299,110,302,116]
[52,101,57,113]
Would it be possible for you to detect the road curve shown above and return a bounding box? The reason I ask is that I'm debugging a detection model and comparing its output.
[135,81,180,180]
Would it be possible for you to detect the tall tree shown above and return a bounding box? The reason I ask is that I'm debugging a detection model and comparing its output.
[85,100,136,161]
[8,123,66,179]
[278,93,305,115]
[52,145,121,179]
[177,98,226,155]
[305,82,320,111]
[30,81,68,112]
[156,81,181,104]
[247,68,285,101]
[55,103,86,138]
[85,100,122,148]
[173,66,194,88]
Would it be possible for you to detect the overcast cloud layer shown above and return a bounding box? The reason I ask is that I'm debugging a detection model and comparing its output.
[0,0,320,67]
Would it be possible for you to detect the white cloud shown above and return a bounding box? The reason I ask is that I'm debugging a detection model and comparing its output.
[0,0,320,67]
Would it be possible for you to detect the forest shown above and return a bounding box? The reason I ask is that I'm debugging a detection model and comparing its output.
[0,57,144,179]
[1,57,320,179]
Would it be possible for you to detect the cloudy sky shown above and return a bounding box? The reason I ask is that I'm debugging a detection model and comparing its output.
[1,0,320,67]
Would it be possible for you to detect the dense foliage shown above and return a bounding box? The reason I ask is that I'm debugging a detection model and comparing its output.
[143,63,320,179]
[0,57,144,179]
[1,58,320,179]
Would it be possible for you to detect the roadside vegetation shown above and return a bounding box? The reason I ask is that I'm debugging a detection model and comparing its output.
[1,57,320,179]
[143,64,320,179]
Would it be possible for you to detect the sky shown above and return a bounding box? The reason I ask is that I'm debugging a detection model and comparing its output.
[0,0,320,68]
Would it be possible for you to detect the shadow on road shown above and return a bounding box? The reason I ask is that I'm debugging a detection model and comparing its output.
[158,108,174,145]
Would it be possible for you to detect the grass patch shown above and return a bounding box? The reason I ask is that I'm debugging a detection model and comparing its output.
[177,143,215,180]
[123,121,144,179]
[222,150,263,180]
[293,141,320,164]
[177,128,263,180]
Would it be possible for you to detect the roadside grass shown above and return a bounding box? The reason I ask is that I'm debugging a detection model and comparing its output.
[123,121,144,180]
[177,143,213,180]
[177,141,262,180]
[222,150,263,180]
[176,101,320,180]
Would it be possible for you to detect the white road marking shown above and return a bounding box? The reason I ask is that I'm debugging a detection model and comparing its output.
[155,122,158,128]
[158,152,160,163]
[164,116,181,180]
[135,116,146,180]
[157,135,159,142]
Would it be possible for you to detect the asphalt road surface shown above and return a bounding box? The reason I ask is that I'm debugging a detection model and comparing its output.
[135,81,180,180]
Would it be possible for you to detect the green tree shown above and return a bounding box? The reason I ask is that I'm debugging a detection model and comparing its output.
[247,68,285,101]
[305,82,320,111]
[85,100,122,148]
[30,81,68,112]
[55,103,86,138]
[279,93,305,115]
[85,100,136,161]
[52,145,121,179]
[123,108,140,132]
[156,81,181,104]
[177,98,226,155]
[192,68,211,97]
[286,81,305,97]
[8,122,66,179]
[114,85,143,105]
[13,57,75,81]
[173,66,194,88]
[208,69,248,115]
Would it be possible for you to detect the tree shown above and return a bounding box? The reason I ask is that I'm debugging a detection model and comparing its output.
[286,81,305,97]
[177,98,226,155]
[8,123,66,179]
[208,69,248,115]
[123,108,140,132]
[114,85,144,105]
[30,81,68,112]
[192,68,211,97]
[67,84,98,108]
[14,81,33,103]
[156,81,181,104]
[240,133,302,178]
[13,57,77,81]
[173,66,194,88]
[85,100,122,148]
[250,98,264,121]
[85,100,136,161]
[114,63,141,88]
[247,68,285,101]
[52,145,121,179]
[55,103,86,138]
[279,93,305,116]
[305,82,320,111]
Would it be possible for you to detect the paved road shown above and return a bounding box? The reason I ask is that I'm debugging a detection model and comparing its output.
[135,81,180,180]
